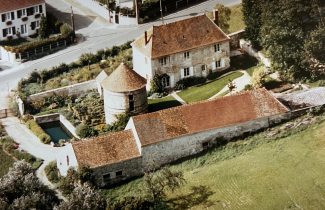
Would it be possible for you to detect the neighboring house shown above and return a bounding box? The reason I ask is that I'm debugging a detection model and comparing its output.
[0,0,46,41]
[131,13,230,89]
[57,88,290,185]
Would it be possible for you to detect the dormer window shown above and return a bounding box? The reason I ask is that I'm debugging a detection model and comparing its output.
[214,44,220,52]
[184,51,190,59]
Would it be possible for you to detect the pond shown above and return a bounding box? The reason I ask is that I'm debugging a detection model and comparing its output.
[39,121,72,143]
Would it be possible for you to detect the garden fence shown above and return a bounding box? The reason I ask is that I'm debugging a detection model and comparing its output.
[15,36,74,61]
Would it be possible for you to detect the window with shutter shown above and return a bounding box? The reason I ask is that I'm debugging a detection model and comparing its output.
[12,27,16,35]
[1,14,5,22]
[39,5,43,13]
[31,22,36,30]
[2,29,7,37]
[11,12,15,20]
[17,10,22,18]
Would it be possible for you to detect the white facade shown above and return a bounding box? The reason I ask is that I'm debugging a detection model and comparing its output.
[57,144,78,176]
[0,3,46,41]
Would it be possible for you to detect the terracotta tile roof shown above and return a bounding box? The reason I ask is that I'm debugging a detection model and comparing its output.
[101,63,147,92]
[72,130,140,168]
[132,88,289,146]
[132,15,230,58]
[277,87,325,111]
[0,0,45,13]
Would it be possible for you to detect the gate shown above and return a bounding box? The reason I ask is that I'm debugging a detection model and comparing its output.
[0,109,13,119]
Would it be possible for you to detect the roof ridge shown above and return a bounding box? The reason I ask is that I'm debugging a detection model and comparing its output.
[72,129,132,145]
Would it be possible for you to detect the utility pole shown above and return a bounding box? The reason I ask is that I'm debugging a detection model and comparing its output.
[160,0,164,24]
[71,6,75,34]
[135,0,139,25]
[107,0,111,23]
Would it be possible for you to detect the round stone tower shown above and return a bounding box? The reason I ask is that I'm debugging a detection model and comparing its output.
[101,63,148,124]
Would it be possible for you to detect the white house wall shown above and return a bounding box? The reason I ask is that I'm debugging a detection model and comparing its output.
[57,143,78,176]
[0,3,46,41]
[132,47,153,88]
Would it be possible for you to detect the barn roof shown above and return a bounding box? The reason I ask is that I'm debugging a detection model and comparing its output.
[132,88,289,146]
[0,0,45,13]
[72,130,140,168]
[132,15,230,58]
[101,63,147,92]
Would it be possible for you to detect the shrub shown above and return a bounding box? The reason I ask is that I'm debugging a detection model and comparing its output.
[45,161,60,183]
[60,23,73,36]
[76,124,93,138]
[26,119,52,144]
[107,197,154,210]
[175,77,207,90]
[251,66,266,89]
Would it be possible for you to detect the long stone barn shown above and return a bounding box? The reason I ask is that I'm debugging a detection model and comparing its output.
[57,88,290,185]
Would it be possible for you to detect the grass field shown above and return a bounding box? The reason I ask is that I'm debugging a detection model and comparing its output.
[148,96,181,112]
[103,115,325,209]
[177,72,244,103]
[0,149,14,178]
[207,4,245,34]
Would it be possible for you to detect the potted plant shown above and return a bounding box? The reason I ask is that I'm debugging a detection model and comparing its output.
[6,21,12,25]
[35,13,40,18]
[22,17,28,21]
[6,36,13,41]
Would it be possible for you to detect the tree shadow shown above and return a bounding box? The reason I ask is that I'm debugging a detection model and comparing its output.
[166,185,215,209]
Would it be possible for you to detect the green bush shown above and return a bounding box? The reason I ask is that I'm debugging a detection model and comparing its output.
[76,124,96,138]
[45,161,60,183]
[13,150,36,163]
[60,23,73,36]
[175,77,207,90]
[107,197,154,210]
[26,119,52,144]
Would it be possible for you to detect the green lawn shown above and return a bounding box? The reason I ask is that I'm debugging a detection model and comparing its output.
[230,54,259,76]
[148,96,181,112]
[177,72,244,103]
[0,149,14,178]
[103,115,325,209]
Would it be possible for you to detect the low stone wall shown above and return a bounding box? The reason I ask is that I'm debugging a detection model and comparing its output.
[34,113,60,124]
[228,30,245,49]
[0,46,16,64]
[60,115,80,139]
[27,80,97,102]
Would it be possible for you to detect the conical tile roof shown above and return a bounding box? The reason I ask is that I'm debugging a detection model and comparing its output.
[101,63,147,92]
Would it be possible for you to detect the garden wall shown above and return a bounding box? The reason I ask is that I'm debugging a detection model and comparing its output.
[228,30,245,49]
[240,39,271,67]
[27,80,97,103]
[0,46,16,64]
[34,113,60,124]
[60,114,80,139]
[16,96,24,116]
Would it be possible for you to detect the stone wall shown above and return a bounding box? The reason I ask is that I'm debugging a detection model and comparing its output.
[57,143,79,176]
[228,30,245,49]
[34,113,60,124]
[240,39,271,67]
[141,113,289,168]
[27,80,97,102]
[92,156,143,186]
[151,41,230,88]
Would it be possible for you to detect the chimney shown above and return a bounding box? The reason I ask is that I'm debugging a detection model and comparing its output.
[144,31,148,46]
[213,9,219,26]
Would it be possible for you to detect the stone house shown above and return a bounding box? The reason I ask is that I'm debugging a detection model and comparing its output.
[57,88,290,184]
[131,13,230,90]
[0,0,46,41]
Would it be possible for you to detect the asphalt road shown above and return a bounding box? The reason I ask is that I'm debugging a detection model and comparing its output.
[0,0,241,109]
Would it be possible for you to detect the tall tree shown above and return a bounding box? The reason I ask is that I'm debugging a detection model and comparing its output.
[39,14,49,39]
[214,4,231,34]
[260,0,319,81]
[242,0,263,50]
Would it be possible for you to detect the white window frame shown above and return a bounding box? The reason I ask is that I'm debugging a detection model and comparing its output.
[162,77,170,87]
[201,65,206,71]
[216,60,221,68]
[21,24,27,34]
[36,20,40,28]
[6,27,12,35]
[214,44,221,52]
[184,67,190,77]
[34,6,39,14]
[159,57,167,66]
[22,9,27,17]
[184,51,190,59]
[5,13,11,21]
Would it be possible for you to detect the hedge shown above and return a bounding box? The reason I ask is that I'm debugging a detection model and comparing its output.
[26,119,51,144]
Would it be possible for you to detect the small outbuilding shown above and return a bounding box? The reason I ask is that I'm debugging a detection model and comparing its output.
[101,63,148,124]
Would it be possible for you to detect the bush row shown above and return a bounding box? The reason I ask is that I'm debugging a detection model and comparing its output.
[26,119,51,144]
[0,136,43,169]
[175,76,207,90]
